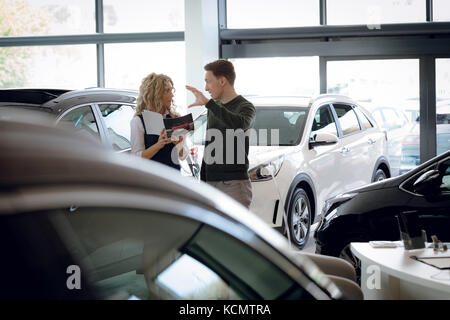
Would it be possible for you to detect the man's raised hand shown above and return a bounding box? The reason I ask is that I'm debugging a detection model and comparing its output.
[186,85,209,108]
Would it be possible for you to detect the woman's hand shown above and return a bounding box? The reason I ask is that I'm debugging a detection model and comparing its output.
[173,135,188,159]
[155,128,172,149]
[172,135,184,145]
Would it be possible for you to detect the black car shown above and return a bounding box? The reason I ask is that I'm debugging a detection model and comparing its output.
[0,88,138,153]
[315,150,450,272]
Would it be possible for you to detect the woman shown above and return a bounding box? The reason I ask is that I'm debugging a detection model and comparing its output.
[130,73,187,170]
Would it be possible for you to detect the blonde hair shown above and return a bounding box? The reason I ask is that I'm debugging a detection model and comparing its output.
[135,73,178,117]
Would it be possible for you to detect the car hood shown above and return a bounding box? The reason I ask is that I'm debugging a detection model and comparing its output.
[248,145,293,168]
[346,175,402,194]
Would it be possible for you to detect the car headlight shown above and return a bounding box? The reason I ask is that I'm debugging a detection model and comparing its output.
[249,156,284,182]
[322,192,358,220]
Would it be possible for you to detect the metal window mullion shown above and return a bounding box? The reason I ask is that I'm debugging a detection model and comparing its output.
[218,0,227,59]
[95,0,105,88]
[426,0,433,22]
[218,0,227,29]
[319,57,327,94]
[221,37,450,59]
[97,44,105,87]
[220,22,450,41]
[0,33,184,47]
[419,56,437,163]
[320,0,327,25]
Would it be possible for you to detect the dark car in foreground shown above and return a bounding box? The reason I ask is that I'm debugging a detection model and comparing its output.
[0,119,364,300]
[315,150,450,275]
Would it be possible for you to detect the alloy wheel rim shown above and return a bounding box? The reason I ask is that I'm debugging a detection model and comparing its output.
[291,195,310,243]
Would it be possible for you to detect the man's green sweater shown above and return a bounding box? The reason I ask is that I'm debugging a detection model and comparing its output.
[200,95,256,182]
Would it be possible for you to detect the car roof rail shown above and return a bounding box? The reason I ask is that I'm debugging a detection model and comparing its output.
[246,95,313,106]
[313,93,354,102]
[0,89,72,105]
[47,87,139,103]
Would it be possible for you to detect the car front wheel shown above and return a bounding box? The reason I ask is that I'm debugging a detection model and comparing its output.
[373,168,387,182]
[287,188,312,249]
[339,243,362,284]
[337,231,371,285]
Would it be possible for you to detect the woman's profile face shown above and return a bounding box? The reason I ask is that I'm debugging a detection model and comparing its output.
[161,81,174,110]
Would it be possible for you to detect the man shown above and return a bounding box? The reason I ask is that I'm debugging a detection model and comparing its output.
[186,59,256,208]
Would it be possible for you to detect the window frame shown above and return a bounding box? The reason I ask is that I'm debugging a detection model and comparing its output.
[331,103,363,138]
[352,104,374,131]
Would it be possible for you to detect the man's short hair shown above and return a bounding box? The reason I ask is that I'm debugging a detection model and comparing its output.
[204,59,236,86]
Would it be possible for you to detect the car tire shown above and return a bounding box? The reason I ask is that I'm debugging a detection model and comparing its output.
[286,188,312,249]
[336,231,371,285]
[373,168,387,182]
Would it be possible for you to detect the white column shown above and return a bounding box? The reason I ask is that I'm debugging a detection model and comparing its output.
[184,0,219,115]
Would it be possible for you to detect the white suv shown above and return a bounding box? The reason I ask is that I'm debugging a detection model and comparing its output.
[188,95,390,248]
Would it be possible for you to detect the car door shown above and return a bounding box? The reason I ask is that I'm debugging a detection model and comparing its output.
[306,104,344,212]
[331,103,368,190]
[353,104,385,180]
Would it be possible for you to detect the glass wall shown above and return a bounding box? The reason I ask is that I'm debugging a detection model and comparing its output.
[103,0,184,32]
[436,59,450,156]
[433,0,450,22]
[226,0,319,29]
[0,0,185,95]
[327,0,426,25]
[230,57,319,97]
[327,59,420,176]
[105,42,186,111]
[0,44,96,89]
[0,0,95,36]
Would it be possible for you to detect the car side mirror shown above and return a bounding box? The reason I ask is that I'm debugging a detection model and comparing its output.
[309,132,338,149]
[413,169,441,195]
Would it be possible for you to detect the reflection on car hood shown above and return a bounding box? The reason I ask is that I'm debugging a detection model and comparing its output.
[346,176,401,194]
[249,145,292,167]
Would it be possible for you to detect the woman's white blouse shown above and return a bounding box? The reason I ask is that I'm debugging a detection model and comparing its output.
[130,115,188,160]
[130,116,145,157]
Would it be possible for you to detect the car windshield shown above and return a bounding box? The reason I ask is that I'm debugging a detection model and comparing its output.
[190,107,309,147]
[252,107,309,146]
